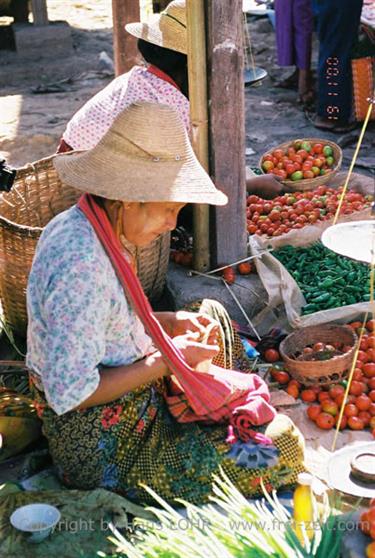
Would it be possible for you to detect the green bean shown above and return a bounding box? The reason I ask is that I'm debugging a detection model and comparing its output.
[274,242,371,315]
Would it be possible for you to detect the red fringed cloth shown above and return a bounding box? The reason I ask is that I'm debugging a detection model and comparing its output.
[78,194,276,444]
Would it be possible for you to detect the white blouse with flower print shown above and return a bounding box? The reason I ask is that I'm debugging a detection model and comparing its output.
[26,206,154,416]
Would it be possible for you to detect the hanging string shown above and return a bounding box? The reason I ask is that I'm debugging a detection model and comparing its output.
[333,90,375,225]
[243,13,256,76]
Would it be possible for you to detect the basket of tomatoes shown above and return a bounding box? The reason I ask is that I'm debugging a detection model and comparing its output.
[279,324,357,386]
[259,138,342,191]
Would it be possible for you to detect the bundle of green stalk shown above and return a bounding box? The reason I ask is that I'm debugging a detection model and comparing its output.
[274,242,371,315]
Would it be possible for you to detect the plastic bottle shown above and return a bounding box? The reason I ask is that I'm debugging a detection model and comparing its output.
[293,472,315,545]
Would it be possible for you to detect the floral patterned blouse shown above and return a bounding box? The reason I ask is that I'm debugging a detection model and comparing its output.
[63,65,190,150]
[26,206,154,416]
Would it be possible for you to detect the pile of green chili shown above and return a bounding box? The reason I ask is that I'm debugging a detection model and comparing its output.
[274,242,371,315]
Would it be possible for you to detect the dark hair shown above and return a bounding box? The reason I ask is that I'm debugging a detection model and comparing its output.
[137,38,187,78]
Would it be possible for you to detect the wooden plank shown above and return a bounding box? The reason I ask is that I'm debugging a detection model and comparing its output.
[31,0,48,26]
[206,0,247,266]
[112,0,141,76]
[186,0,210,272]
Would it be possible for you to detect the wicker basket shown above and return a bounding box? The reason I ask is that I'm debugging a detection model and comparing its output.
[0,156,170,336]
[259,138,342,191]
[279,324,357,386]
[352,57,375,122]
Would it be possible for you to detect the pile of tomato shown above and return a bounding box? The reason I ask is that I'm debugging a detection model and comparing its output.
[269,320,375,435]
[360,500,375,557]
[261,141,335,181]
[246,186,372,237]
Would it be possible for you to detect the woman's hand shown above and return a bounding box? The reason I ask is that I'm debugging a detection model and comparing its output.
[157,311,220,340]
[172,331,220,369]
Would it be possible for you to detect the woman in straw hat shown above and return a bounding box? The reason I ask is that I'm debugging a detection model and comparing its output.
[28,102,304,505]
[58,0,282,200]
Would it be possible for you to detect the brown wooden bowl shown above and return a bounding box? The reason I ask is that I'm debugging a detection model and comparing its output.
[279,324,357,386]
[258,138,342,191]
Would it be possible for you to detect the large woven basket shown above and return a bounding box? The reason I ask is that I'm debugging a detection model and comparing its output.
[279,324,357,386]
[0,156,170,336]
[259,138,342,191]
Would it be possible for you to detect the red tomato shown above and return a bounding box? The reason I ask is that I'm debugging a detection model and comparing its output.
[370,390,375,402]
[358,351,370,363]
[286,384,299,399]
[316,412,335,430]
[297,149,309,160]
[369,378,375,390]
[307,404,322,421]
[349,381,366,396]
[273,371,291,384]
[301,389,317,403]
[313,158,324,168]
[367,320,375,331]
[303,170,315,179]
[358,411,371,426]
[222,267,235,284]
[363,363,375,378]
[348,416,365,430]
[329,385,345,399]
[285,164,295,176]
[355,394,372,411]
[312,143,323,154]
[344,403,358,417]
[238,262,252,275]
[318,392,331,403]
[273,149,284,160]
[247,224,257,234]
[264,349,280,363]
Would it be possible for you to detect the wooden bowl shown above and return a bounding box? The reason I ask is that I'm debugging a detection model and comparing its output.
[279,324,357,386]
[259,138,342,191]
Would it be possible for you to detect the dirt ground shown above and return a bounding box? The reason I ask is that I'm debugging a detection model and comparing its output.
[0,0,374,172]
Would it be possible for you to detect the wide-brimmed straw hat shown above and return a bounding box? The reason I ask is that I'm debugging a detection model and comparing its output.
[125,0,186,55]
[53,102,227,207]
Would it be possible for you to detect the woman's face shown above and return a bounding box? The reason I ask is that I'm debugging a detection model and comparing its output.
[122,201,186,246]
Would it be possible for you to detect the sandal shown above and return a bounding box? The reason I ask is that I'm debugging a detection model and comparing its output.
[305,111,357,133]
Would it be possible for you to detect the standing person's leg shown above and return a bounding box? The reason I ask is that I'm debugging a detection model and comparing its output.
[275,0,299,88]
[275,0,294,67]
[314,0,363,129]
[293,0,314,103]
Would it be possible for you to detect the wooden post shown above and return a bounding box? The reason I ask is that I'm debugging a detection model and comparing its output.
[112,0,141,76]
[31,0,48,26]
[206,0,247,266]
[186,0,210,272]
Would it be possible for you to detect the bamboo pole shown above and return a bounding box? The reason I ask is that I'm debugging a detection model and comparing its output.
[186,0,210,272]
[112,0,140,76]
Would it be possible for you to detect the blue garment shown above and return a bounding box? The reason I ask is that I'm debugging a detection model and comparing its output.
[313,0,363,122]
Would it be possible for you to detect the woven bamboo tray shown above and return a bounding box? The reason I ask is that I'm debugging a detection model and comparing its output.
[279,324,357,386]
[259,138,342,191]
[0,155,169,336]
